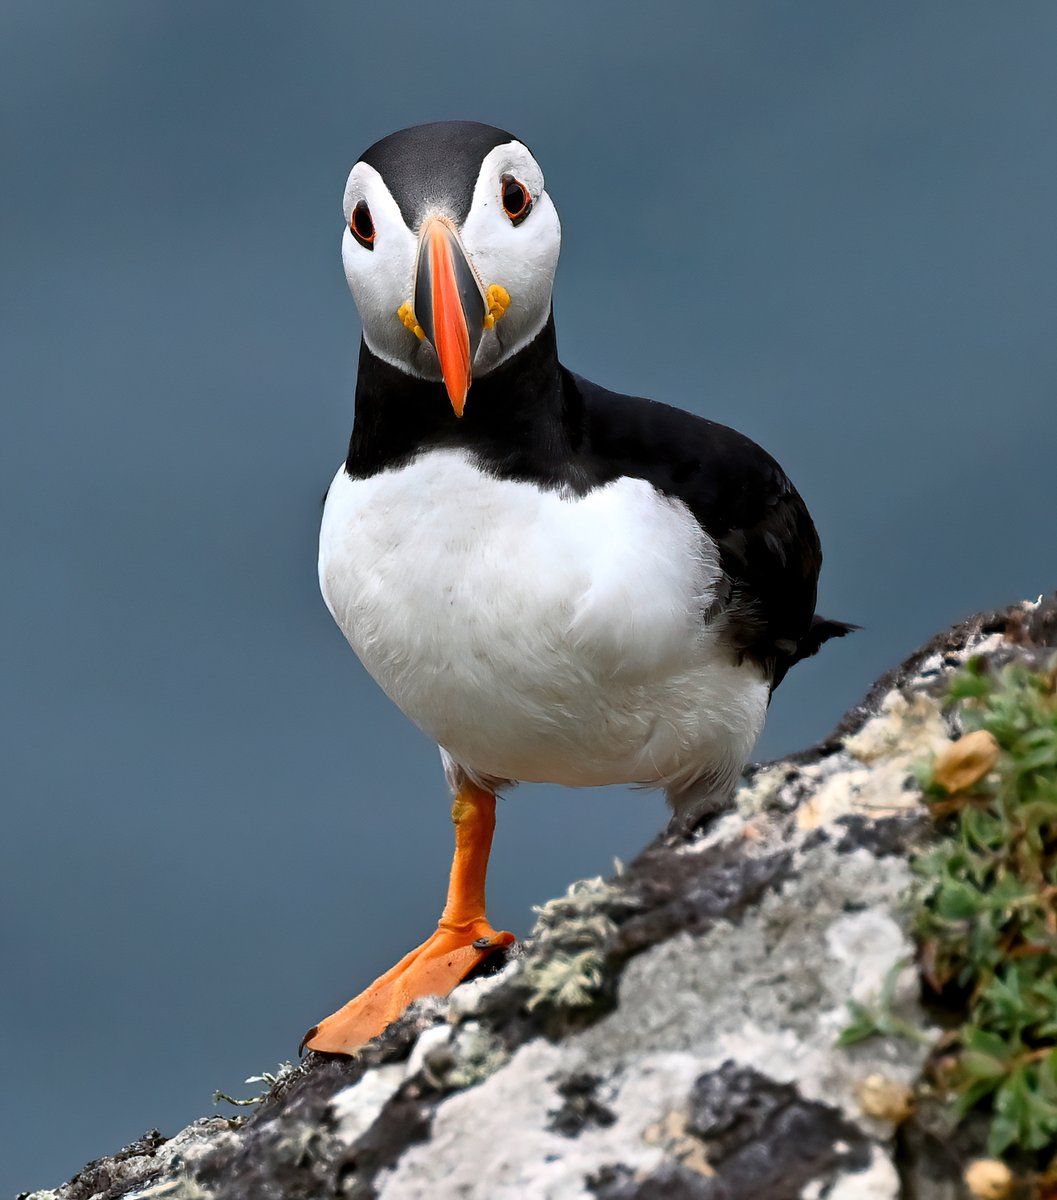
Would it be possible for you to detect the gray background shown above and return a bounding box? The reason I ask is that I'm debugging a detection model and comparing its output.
[3,2,1055,1191]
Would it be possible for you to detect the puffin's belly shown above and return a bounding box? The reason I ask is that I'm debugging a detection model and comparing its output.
[319,450,763,788]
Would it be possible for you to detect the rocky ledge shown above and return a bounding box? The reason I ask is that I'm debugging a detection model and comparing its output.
[23,595,1057,1200]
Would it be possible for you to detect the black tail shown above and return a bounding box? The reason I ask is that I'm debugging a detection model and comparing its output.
[770,614,858,692]
[801,614,859,658]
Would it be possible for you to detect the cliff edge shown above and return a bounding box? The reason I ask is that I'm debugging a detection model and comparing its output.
[23,595,1057,1200]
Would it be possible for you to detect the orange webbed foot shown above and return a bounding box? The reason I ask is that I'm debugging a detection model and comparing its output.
[302,918,514,1056]
[303,781,511,1056]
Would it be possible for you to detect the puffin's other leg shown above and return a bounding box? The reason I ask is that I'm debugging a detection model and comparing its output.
[302,781,514,1055]
[665,763,741,837]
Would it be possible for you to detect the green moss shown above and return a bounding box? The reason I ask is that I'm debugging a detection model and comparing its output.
[916,657,1057,1167]
[835,957,931,1048]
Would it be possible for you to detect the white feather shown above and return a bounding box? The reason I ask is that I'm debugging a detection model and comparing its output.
[319,450,769,805]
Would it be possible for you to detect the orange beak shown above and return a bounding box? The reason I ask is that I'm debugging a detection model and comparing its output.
[413,219,486,417]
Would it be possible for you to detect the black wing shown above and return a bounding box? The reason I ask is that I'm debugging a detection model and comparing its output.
[570,370,852,688]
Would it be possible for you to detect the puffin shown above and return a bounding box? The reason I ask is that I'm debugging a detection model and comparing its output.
[303,121,852,1055]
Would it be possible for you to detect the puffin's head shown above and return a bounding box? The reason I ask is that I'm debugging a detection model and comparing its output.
[341,121,561,415]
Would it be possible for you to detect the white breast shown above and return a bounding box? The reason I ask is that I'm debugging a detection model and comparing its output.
[319,450,768,797]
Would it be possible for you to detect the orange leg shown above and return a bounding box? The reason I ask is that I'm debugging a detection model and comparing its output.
[302,782,514,1055]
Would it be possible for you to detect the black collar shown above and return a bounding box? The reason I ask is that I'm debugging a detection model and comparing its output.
[345,315,592,489]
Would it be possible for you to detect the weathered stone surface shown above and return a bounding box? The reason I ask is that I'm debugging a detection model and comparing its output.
[22,594,1057,1200]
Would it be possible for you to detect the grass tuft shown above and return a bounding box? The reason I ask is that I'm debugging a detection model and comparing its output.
[916,656,1057,1170]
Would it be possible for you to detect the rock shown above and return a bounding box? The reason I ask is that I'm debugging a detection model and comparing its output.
[23,595,1057,1200]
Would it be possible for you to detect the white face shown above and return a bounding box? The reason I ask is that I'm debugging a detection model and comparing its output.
[340,140,561,381]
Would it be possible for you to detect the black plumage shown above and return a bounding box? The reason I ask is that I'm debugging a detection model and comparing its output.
[345,314,853,690]
[360,121,519,228]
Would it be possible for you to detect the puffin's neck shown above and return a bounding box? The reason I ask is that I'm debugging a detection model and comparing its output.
[345,315,587,486]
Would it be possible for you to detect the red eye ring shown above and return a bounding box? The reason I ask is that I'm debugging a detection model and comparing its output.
[501,175,532,226]
[350,200,375,249]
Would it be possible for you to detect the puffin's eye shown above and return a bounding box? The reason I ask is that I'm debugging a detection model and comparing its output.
[350,201,375,250]
[501,175,532,226]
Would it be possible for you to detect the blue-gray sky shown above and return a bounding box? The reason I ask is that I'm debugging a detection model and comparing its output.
[3,2,1056,1191]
